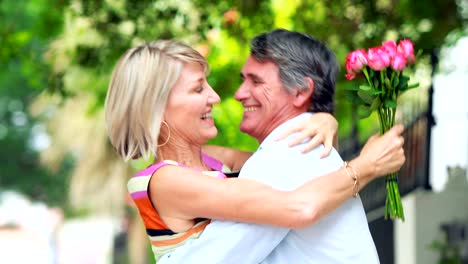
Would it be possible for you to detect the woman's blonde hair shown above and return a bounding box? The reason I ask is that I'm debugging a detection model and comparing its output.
[104,40,209,161]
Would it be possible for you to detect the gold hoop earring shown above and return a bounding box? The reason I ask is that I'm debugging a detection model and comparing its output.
[157,121,171,147]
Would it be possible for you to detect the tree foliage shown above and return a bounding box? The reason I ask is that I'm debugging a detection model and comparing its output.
[0,0,72,207]
[44,0,464,145]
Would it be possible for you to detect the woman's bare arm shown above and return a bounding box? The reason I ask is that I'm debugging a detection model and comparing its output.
[152,125,405,229]
[201,145,251,172]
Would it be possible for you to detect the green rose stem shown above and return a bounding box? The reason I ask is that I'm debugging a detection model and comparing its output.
[362,67,405,221]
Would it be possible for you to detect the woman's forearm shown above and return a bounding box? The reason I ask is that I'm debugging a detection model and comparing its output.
[285,158,374,228]
[228,159,374,229]
[283,125,405,228]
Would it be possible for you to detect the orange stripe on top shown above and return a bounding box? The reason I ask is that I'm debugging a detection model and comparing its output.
[151,220,211,247]
[128,156,231,262]
[133,198,169,230]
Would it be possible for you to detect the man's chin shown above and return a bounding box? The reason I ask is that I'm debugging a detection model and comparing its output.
[239,124,253,136]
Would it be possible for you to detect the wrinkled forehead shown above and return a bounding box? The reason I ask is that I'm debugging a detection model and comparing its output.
[241,56,280,79]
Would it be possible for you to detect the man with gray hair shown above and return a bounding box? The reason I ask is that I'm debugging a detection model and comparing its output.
[158,29,381,263]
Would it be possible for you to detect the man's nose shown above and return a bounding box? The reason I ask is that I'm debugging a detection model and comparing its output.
[234,81,248,102]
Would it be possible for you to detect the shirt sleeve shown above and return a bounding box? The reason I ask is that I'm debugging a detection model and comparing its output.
[157,220,289,264]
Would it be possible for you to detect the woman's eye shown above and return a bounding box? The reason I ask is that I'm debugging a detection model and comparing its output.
[196,86,204,93]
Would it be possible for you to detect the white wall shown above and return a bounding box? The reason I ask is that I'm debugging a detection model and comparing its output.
[430,37,468,191]
[395,167,468,264]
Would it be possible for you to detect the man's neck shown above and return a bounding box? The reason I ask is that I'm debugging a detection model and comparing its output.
[256,110,305,144]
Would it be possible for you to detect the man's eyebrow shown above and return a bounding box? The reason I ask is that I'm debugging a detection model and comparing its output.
[248,73,264,82]
[240,72,264,82]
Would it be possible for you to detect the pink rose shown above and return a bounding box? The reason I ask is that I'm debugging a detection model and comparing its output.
[377,47,391,67]
[397,39,416,64]
[367,47,388,71]
[345,73,356,80]
[345,49,368,74]
[382,40,398,57]
[391,53,407,71]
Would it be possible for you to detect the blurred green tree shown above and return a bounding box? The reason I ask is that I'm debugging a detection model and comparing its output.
[44,0,464,148]
[0,0,71,207]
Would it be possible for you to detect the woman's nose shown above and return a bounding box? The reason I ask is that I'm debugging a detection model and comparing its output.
[208,85,220,104]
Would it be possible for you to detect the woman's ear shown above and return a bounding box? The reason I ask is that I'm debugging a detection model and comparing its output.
[292,77,314,108]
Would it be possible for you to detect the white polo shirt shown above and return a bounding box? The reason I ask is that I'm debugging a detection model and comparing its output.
[158,113,380,264]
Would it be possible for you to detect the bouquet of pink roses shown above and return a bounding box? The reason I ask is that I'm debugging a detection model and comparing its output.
[344,39,419,221]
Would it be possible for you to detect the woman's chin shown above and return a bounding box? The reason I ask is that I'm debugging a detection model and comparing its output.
[204,129,218,142]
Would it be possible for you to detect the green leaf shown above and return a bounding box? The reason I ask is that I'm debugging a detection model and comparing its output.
[357,90,374,104]
[384,77,393,90]
[373,78,380,89]
[392,75,400,87]
[369,89,384,95]
[370,96,382,111]
[359,85,372,91]
[400,82,420,93]
[369,69,375,79]
[344,90,365,105]
[357,105,372,119]
[399,74,410,83]
[345,85,360,91]
[397,75,410,91]
[384,99,397,108]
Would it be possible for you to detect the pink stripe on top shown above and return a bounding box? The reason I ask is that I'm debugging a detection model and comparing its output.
[134,153,227,179]
[130,190,147,200]
[202,153,224,171]
[134,162,168,177]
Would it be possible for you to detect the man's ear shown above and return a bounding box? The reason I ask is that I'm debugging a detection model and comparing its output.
[292,77,314,108]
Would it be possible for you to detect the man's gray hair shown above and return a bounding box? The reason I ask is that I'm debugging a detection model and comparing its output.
[250,29,338,113]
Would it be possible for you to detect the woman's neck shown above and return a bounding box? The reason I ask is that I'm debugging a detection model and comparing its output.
[156,141,208,171]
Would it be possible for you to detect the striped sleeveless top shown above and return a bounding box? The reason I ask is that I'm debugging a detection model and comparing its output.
[127,153,232,262]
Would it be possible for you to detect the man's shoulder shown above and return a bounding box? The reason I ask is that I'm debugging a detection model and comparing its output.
[261,136,340,161]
